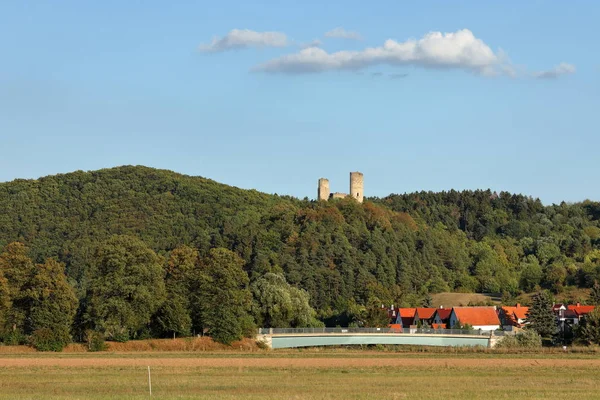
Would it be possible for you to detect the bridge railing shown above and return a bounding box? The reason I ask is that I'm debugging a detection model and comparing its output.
[258,327,512,336]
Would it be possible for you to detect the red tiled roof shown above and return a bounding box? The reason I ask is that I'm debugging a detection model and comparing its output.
[568,305,595,316]
[435,309,452,321]
[398,308,416,318]
[452,307,500,327]
[502,305,529,321]
[552,303,566,312]
[415,308,436,320]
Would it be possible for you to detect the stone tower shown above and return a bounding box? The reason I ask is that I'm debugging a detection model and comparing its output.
[318,178,330,201]
[350,172,364,203]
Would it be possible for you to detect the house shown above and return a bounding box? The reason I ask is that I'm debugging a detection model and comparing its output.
[395,308,417,328]
[432,308,452,329]
[567,303,596,323]
[448,307,501,331]
[387,306,397,325]
[500,304,529,329]
[552,303,567,314]
[414,308,437,327]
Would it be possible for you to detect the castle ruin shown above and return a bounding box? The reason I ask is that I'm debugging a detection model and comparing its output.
[318,172,364,203]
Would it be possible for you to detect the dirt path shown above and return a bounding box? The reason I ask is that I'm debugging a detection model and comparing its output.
[1,357,600,368]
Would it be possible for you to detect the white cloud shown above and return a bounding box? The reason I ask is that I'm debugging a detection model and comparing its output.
[299,39,322,49]
[324,27,362,40]
[533,63,576,79]
[199,29,288,53]
[255,29,507,76]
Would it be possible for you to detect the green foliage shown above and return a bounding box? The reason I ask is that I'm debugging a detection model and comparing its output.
[519,255,543,292]
[85,235,166,341]
[421,294,433,308]
[526,291,556,339]
[153,246,198,337]
[251,273,320,328]
[451,320,474,330]
[576,308,600,345]
[84,330,108,352]
[355,297,392,328]
[0,269,10,335]
[0,243,35,334]
[29,327,71,352]
[1,166,600,341]
[196,248,253,345]
[495,330,542,349]
[26,259,77,340]
[1,330,26,345]
[589,281,600,306]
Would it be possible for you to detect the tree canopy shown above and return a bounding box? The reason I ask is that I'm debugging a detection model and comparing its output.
[1,166,600,345]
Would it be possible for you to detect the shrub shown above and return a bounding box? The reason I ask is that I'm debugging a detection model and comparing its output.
[240,314,257,339]
[85,330,108,352]
[255,339,270,350]
[29,328,71,352]
[1,330,27,345]
[496,330,542,349]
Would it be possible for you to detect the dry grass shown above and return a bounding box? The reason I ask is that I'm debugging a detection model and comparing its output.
[1,337,260,354]
[0,345,36,354]
[432,292,499,307]
[0,353,599,399]
[105,337,259,352]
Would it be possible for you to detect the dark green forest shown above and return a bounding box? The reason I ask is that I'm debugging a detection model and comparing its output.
[1,166,600,347]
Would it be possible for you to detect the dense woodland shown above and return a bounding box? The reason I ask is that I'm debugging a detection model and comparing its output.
[1,166,600,347]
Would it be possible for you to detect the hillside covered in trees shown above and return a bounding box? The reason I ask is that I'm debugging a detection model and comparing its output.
[1,166,600,346]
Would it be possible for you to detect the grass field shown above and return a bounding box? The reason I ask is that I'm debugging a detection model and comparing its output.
[1,351,599,399]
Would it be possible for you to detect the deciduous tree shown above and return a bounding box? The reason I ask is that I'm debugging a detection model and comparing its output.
[25,258,78,349]
[251,273,320,328]
[85,236,166,341]
[196,248,253,345]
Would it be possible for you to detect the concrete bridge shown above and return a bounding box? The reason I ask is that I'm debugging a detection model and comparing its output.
[257,328,508,349]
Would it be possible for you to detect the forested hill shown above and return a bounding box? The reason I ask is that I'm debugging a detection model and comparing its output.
[1,165,600,316]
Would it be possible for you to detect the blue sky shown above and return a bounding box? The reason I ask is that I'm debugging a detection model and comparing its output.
[1,1,598,204]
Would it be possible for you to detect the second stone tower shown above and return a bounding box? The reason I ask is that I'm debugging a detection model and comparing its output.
[350,172,364,203]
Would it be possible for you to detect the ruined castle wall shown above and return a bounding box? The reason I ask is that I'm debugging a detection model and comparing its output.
[330,192,347,200]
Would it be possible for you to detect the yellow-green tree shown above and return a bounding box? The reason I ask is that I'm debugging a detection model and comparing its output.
[0,269,10,335]
[26,259,78,350]
[0,243,35,337]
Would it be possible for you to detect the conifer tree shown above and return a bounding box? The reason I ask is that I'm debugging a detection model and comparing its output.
[526,291,556,339]
[577,308,600,345]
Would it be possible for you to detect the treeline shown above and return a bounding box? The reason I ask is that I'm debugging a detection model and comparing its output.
[0,166,600,347]
[0,238,323,349]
